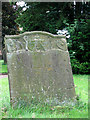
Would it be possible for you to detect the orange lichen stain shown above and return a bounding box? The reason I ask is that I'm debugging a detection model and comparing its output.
[47,67,53,71]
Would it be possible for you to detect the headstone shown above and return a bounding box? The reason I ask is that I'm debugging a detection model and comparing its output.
[5,31,76,106]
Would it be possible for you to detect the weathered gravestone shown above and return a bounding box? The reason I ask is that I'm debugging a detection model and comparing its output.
[5,31,76,106]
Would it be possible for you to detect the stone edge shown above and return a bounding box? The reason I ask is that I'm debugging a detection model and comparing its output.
[5,31,66,39]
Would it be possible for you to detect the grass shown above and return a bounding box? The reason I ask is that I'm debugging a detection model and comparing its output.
[0,60,7,74]
[0,60,89,119]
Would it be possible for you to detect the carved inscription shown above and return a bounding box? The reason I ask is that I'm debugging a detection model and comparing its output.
[5,32,67,53]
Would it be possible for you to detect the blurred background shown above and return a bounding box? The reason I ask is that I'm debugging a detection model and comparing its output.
[1,1,90,74]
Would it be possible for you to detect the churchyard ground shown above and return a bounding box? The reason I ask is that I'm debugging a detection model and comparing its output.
[0,60,88,118]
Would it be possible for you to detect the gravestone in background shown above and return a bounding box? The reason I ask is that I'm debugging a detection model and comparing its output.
[5,31,76,106]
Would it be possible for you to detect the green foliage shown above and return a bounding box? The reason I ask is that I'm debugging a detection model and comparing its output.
[2,2,19,36]
[15,3,89,74]
[71,59,89,74]
[79,62,89,74]
[66,18,89,74]
[2,2,19,57]
[66,18,89,63]
[2,2,90,74]
[15,2,74,34]
[71,59,80,74]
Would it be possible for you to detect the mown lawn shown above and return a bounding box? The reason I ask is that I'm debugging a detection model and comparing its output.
[0,60,7,74]
[0,60,89,119]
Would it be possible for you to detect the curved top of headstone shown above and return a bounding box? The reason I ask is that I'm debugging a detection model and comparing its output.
[5,31,66,38]
[5,31,67,53]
